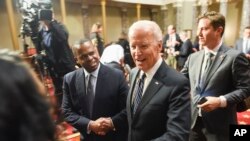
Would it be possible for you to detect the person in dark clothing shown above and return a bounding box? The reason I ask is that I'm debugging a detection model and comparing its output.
[90,22,104,56]
[175,30,194,71]
[36,17,76,118]
[117,31,135,68]
[193,35,201,52]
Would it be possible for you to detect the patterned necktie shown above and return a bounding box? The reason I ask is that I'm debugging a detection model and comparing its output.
[133,73,146,115]
[204,52,214,74]
[86,74,95,118]
[200,52,214,88]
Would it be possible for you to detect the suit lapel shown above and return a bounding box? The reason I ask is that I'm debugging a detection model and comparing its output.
[196,50,205,86]
[95,64,105,98]
[75,68,87,109]
[132,62,165,122]
[201,45,228,91]
[76,68,86,95]
[133,78,163,119]
[127,68,140,119]
[92,64,106,117]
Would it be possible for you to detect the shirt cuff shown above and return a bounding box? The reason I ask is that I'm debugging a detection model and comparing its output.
[109,117,116,131]
[219,96,227,107]
[87,121,92,134]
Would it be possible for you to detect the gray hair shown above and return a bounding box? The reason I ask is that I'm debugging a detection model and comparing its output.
[128,20,162,42]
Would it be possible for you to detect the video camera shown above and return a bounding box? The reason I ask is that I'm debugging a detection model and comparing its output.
[18,0,52,37]
[17,0,53,81]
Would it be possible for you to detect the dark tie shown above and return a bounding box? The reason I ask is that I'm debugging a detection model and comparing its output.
[200,52,214,88]
[204,52,214,74]
[86,74,95,118]
[133,73,146,115]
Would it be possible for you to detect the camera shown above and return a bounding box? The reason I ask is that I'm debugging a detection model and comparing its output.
[18,0,52,37]
[38,9,52,21]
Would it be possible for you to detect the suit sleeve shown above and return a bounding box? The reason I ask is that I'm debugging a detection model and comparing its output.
[180,55,191,78]
[155,78,191,141]
[179,41,193,57]
[111,70,129,131]
[224,53,250,105]
[61,74,90,133]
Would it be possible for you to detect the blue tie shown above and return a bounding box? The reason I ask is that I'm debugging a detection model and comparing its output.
[133,73,146,115]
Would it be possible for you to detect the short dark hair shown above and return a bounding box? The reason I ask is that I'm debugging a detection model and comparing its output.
[0,50,55,141]
[198,11,225,37]
[245,26,250,30]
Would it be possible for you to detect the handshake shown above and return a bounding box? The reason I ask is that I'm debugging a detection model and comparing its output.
[89,117,115,136]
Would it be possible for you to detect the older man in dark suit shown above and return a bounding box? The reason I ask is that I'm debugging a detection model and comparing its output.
[126,20,191,141]
[61,39,128,141]
[181,11,250,141]
[175,30,194,71]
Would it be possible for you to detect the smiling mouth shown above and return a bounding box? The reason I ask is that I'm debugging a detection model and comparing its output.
[136,59,145,63]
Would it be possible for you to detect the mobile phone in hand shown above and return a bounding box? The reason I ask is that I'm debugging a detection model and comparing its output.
[198,97,207,104]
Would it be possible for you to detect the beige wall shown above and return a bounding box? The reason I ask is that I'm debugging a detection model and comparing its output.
[225,1,243,47]
[181,1,194,31]
[0,0,22,50]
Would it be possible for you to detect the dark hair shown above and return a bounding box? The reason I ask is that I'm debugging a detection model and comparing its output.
[0,50,55,141]
[198,11,225,37]
[245,26,250,30]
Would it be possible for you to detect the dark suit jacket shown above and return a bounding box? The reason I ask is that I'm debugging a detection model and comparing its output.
[37,20,76,77]
[126,61,191,141]
[162,33,182,52]
[62,64,129,141]
[181,45,250,135]
[177,39,193,68]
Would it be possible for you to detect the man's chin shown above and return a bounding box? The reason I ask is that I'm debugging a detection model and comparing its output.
[136,65,146,71]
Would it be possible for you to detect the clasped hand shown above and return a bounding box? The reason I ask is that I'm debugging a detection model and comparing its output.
[89,117,114,136]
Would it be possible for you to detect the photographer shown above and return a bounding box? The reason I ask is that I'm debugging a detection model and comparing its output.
[36,10,76,108]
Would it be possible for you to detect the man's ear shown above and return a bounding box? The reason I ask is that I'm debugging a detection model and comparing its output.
[217,26,223,35]
[157,41,163,53]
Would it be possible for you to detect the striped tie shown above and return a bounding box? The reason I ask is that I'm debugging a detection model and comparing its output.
[133,73,146,115]
[199,52,214,88]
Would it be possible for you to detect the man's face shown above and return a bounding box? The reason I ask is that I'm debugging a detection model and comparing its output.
[77,41,100,72]
[167,25,175,35]
[197,18,222,49]
[244,28,250,38]
[129,29,161,72]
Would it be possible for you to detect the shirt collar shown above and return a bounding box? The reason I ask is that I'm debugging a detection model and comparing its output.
[204,40,222,56]
[140,57,163,78]
[84,63,100,78]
